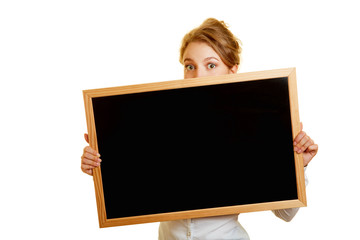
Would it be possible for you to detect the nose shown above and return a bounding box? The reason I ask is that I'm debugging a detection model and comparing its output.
[194,68,207,78]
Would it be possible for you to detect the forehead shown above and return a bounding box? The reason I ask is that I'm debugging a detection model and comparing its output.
[183,41,220,62]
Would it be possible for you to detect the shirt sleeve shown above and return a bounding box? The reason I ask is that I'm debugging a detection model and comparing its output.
[271,167,308,222]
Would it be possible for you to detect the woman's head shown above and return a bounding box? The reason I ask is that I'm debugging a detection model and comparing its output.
[180,18,242,79]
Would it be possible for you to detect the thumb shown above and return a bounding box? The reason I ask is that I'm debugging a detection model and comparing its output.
[84,133,89,144]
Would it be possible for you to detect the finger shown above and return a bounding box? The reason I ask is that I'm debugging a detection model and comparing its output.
[83,151,100,160]
[81,163,97,170]
[298,135,310,148]
[307,143,318,151]
[83,146,100,157]
[293,132,308,153]
[82,156,101,167]
[81,166,93,176]
[295,135,310,153]
[84,169,93,176]
[293,131,306,146]
[307,144,319,155]
[301,138,313,152]
[82,154,101,165]
[84,133,89,144]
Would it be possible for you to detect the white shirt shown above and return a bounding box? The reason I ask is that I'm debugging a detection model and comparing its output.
[159,214,250,240]
[158,169,308,240]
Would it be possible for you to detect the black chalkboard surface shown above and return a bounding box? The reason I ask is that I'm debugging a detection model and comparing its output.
[83,68,306,228]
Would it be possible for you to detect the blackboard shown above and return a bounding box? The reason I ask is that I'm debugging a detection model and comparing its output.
[83,68,307,228]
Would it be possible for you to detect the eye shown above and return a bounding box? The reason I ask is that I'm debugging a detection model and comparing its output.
[186,65,195,71]
[207,63,216,69]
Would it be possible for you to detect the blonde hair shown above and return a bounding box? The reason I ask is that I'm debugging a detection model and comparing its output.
[179,18,242,69]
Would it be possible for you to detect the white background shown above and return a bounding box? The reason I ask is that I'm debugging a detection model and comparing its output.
[1,0,359,239]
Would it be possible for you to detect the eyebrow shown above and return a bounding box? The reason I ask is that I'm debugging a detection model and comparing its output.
[183,57,220,63]
[204,57,220,62]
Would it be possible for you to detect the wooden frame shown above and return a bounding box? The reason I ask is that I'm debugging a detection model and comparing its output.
[83,68,306,228]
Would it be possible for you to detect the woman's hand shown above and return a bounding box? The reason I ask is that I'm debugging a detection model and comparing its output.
[293,123,318,167]
[81,133,101,176]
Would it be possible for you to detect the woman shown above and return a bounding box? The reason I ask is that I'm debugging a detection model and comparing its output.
[81,18,318,240]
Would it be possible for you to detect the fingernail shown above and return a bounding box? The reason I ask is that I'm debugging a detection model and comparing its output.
[97,153,101,157]
[98,158,102,162]
[297,149,302,154]
[293,141,297,146]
